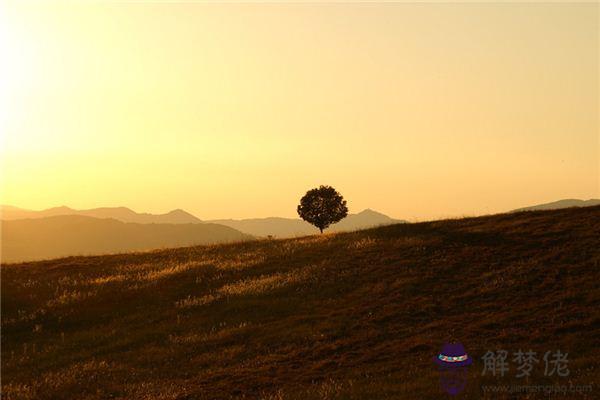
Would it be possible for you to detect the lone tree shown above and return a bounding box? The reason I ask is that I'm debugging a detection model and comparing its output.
[297,185,348,233]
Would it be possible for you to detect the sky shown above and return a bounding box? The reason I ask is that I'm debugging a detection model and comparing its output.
[0,2,598,221]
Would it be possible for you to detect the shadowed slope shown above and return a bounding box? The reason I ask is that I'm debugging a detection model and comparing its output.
[1,206,599,399]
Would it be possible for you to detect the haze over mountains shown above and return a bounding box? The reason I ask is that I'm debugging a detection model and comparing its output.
[1,216,252,263]
[210,209,403,237]
[0,205,402,262]
[1,205,201,224]
[1,205,403,238]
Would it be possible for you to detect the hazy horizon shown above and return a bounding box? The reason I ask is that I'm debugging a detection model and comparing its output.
[1,2,598,221]
[1,203,399,221]
[3,198,600,224]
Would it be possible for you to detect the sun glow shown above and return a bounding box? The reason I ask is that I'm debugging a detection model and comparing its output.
[1,2,598,220]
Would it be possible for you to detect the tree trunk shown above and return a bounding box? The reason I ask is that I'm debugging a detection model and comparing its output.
[319,227,323,234]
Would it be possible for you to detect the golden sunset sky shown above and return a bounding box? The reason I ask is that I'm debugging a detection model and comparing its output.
[1,2,598,220]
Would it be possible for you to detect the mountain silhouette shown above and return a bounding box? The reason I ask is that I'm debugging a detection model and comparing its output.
[1,215,252,263]
[1,205,202,224]
[1,205,401,238]
[209,209,404,238]
[511,198,600,212]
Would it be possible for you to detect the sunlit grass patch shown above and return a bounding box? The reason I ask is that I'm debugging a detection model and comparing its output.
[87,260,214,288]
[212,251,268,271]
[90,274,127,285]
[116,261,160,274]
[46,289,97,308]
[175,293,220,308]
[392,236,428,247]
[217,265,316,297]
[346,237,378,249]
[175,265,318,308]
[140,261,206,282]
[168,321,251,344]
[2,359,112,400]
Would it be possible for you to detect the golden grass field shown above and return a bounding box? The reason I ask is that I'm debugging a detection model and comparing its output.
[2,206,599,399]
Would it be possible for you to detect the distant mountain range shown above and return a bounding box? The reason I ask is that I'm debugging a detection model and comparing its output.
[1,205,403,238]
[1,215,252,263]
[1,205,201,224]
[511,199,600,213]
[0,205,403,262]
[209,209,405,237]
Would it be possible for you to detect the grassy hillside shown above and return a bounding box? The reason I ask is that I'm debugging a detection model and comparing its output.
[2,207,599,399]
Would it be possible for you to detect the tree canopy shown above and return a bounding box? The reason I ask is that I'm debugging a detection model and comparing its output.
[297,185,348,233]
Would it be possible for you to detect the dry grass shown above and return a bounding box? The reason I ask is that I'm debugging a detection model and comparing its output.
[2,206,600,399]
